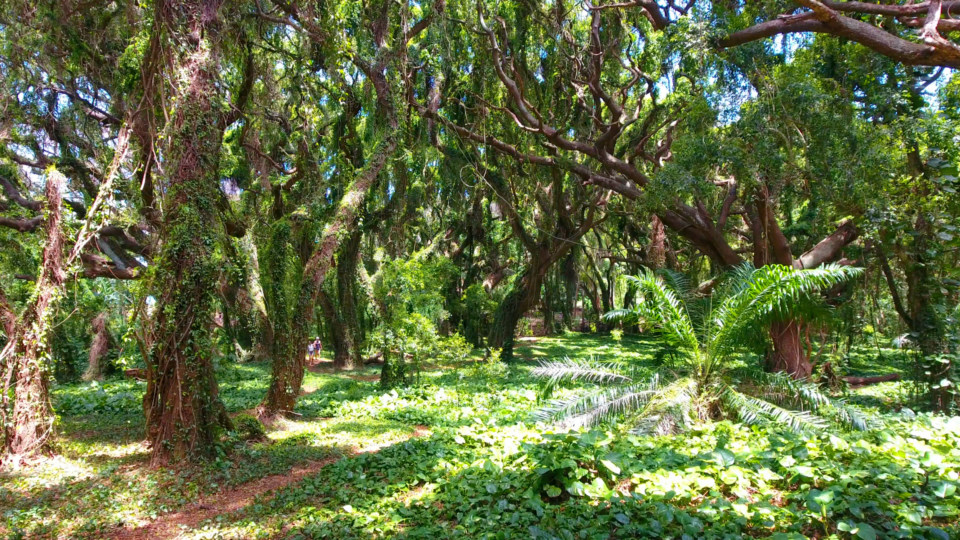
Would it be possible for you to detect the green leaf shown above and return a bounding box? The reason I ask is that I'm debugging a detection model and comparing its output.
[710,449,735,467]
[856,523,877,540]
[932,482,957,498]
[600,459,621,475]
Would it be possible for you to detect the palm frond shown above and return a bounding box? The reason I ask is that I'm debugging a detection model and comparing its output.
[631,377,697,436]
[601,308,639,326]
[613,269,698,353]
[759,372,831,409]
[754,372,874,431]
[722,386,828,433]
[831,400,873,431]
[656,269,693,299]
[531,357,633,385]
[534,382,658,428]
[710,264,862,359]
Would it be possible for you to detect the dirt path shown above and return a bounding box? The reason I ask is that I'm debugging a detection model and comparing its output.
[111,425,430,540]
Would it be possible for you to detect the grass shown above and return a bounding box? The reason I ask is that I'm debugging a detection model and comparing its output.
[1,333,958,539]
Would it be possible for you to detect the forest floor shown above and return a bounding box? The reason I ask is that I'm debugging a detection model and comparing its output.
[1,333,958,539]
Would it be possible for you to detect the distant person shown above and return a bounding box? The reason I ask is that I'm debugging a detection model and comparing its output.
[311,337,323,362]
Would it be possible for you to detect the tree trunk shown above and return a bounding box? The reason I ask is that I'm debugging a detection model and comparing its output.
[1,172,66,461]
[379,349,407,388]
[542,295,555,336]
[318,289,353,368]
[765,320,812,379]
[334,228,363,370]
[560,250,578,329]
[906,214,949,410]
[488,257,550,360]
[242,234,274,361]
[259,110,398,418]
[647,215,667,269]
[82,312,113,382]
[143,3,233,464]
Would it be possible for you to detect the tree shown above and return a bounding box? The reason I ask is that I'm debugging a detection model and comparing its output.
[719,1,960,69]
[420,1,858,374]
[0,172,66,461]
[255,0,443,418]
[141,0,252,464]
[534,264,865,434]
[82,311,114,382]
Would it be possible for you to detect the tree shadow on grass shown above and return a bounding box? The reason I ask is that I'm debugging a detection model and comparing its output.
[186,428,450,538]
[513,333,666,364]
[0,426,366,539]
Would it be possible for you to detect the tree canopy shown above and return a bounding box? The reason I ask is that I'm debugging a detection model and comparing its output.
[0,1,958,537]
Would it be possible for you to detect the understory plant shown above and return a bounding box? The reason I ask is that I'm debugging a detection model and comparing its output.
[534,264,870,435]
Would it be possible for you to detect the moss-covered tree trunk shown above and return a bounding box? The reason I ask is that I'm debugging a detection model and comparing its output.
[259,129,398,418]
[905,215,949,410]
[560,251,578,329]
[142,1,233,464]
[1,172,66,461]
[334,229,363,370]
[379,348,408,389]
[317,289,352,366]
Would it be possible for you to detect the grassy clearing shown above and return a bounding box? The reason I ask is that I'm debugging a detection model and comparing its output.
[1,334,958,539]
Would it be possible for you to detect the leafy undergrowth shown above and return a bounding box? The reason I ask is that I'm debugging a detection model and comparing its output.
[1,334,958,539]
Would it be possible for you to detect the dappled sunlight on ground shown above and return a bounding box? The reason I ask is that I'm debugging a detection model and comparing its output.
[1,333,956,539]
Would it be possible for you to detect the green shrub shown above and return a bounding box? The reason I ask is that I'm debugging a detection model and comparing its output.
[232,413,266,441]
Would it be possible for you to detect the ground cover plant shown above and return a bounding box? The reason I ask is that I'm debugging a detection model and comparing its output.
[0,334,956,539]
[2,1,960,539]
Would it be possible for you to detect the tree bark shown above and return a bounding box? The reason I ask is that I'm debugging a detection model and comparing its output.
[1,172,66,461]
[488,253,552,360]
[142,0,234,465]
[317,289,352,368]
[906,214,949,410]
[647,214,667,269]
[333,228,363,370]
[765,320,812,379]
[259,118,398,418]
[82,312,113,382]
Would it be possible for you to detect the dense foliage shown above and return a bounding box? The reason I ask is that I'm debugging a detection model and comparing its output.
[0,0,958,537]
[0,335,957,538]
